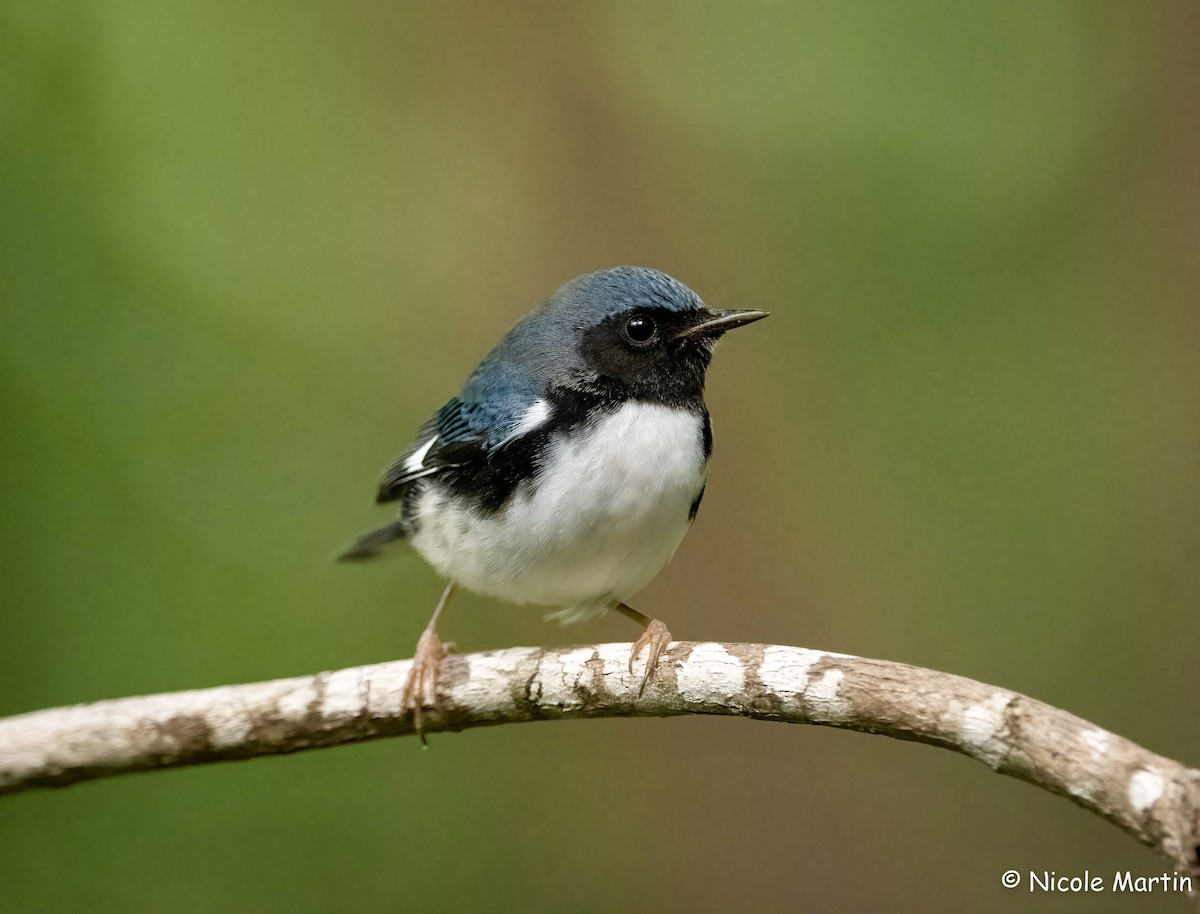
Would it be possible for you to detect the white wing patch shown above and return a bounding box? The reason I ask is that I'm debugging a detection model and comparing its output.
[498,398,553,447]
[404,436,437,473]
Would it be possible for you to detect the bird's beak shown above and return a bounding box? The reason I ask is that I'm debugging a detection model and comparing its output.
[676,308,770,340]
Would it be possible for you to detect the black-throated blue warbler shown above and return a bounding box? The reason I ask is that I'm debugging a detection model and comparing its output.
[340,267,767,732]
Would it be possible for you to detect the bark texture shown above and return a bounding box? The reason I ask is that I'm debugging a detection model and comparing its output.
[2,641,1198,890]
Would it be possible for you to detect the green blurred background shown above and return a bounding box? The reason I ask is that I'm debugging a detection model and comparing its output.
[3,3,1198,912]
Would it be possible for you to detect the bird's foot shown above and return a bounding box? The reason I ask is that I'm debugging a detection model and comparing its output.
[629,618,672,696]
[402,627,450,744]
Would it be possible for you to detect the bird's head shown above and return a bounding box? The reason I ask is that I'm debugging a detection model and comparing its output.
[522,267,768,404]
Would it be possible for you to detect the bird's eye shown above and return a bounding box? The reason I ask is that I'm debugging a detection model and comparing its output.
[624,314,657,345]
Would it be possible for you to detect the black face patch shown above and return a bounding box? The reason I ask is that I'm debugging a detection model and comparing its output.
[576,307,715,409]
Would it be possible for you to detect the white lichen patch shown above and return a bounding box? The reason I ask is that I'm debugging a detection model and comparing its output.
[205,704,254,747]
[363,663,409,716]
[156,686,251,748]
[557,646,602,684]
[543,646,605,710]
[1128,768,1164,812]
[958,691,1014,769]
[276,681,322,720]
[676,643,745,704]
[470,646,541,677]
[806,668,850,722]
[1080,728,1110,761]
[962,703,1001,744]
[1067,781,1094,803]
[449,648,540,713]
[758,646,825,702]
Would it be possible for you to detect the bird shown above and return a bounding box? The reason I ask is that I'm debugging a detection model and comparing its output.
[338,266,767,734]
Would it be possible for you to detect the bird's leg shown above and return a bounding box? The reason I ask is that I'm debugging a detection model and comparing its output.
[616,602,673,696]
[402,582,456,744]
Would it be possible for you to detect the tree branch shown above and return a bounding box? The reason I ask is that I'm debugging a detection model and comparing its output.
[2,642,1198,887]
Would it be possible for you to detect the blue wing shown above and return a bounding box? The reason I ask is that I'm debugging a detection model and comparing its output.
[375,399,487,503]
[375,328,550,504]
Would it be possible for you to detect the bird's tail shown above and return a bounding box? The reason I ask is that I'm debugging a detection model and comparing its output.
[334,521,408,562]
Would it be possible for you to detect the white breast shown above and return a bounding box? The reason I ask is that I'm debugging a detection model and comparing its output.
[410,402,708,619]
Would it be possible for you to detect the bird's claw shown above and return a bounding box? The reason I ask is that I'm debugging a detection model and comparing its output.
[402,627,449,745]
[629,618,672,696]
